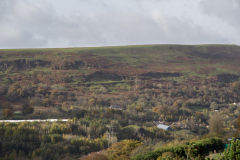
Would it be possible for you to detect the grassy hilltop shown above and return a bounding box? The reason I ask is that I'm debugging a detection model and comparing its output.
[1,44,240,76]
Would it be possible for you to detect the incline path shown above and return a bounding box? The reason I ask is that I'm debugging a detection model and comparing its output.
[0,119,70,123]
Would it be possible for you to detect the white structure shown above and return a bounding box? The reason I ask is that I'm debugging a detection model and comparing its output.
[157,124,171,130]
[109,105,122,110]
[0,119,69,123]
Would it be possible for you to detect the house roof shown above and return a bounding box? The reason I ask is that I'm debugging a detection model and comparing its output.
[157,124,170,130]
[110,105,121,108]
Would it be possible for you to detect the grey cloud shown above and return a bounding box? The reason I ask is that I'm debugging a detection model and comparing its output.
[200,0,240,28]
[0,0,239,49]
[0,0,52,48]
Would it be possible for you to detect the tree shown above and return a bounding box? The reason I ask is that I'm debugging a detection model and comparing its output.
[7,83,21,100]
[224,138,240,160]
[22,101,34,115]
[0,85,6,95]
[2,102,13,117]
[106,140,142,160]
[210,102,218,110]
[3,108,13,117]
[232,81,240,100]
[237,115,240,132]
[88,97,97,107]
[232,81,240,91]
[157,152,175,160]
[208,113,224,136]
[81,152,109,160]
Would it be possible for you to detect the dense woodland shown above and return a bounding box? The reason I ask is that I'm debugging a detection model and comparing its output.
[1,44,240,159]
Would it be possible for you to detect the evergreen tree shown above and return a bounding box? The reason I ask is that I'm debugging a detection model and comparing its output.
[224,138,240,160]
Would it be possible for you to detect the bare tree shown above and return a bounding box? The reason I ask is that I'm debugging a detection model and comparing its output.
[208,112,224,136]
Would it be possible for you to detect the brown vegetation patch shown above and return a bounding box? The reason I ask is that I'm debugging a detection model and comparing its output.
[79,54,113,69]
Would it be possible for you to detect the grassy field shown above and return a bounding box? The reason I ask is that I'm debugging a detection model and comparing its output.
[1,44,240,77]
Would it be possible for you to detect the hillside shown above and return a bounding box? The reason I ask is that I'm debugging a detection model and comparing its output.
[0,44,240,159]
[1,44,240,76]
[1,44,240,117]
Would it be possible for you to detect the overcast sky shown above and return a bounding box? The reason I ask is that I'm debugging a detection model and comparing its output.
[0,0,239,49]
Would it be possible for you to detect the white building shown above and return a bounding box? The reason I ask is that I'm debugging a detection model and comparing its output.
[157,124,171,131]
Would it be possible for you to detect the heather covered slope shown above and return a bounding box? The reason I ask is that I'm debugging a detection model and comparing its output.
[1,44,240,119]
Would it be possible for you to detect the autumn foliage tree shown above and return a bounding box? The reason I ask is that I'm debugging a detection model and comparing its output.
[232,81,240,91]
[81,152,109,160]
[22,101,34,115]
[237,115,240,132]
[106,140,142,160]
[2,102,13,117]
[3,108,13,117]
[208,113,225,136]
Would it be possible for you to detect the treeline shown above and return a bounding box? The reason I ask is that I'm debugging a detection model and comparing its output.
[81,137,232,160]
[0,118,172,160]
[132,137,224,160]
[0,122,107,160]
